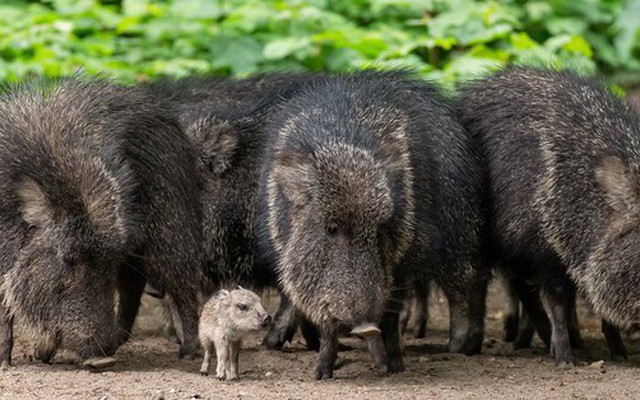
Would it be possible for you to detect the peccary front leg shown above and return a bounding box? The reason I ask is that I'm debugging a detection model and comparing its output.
[568,295,583,349]
[380,288,406,373]
[602,319,627,361]
[443,271,487,355]
[172,291,200,359]
[512,277,551,349]
[0,305,13,368]
[227,340,241,380]
[199,338,214,376]
[214,337,230,380]
[540,283,574,367]
[315,328,338,380]
[262,293,298,349]
[366,332,388,370]
[116,258,147,346]
[300,317,320,351]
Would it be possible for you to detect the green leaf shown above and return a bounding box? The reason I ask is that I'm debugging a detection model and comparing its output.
[263,37,311,60]
[614,0,640,63]
[210,36,263,74]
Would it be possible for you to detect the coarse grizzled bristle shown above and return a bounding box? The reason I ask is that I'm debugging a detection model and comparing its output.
[459,66,640,363]
[256,70,489,377]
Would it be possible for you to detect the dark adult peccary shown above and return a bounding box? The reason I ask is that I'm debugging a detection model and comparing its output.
[0,77,204,367]
[258,71,489,379]
[144,75,324,347]
[460,67,637,365]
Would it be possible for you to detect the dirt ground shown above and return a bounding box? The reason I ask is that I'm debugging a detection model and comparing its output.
[1,279,639,400]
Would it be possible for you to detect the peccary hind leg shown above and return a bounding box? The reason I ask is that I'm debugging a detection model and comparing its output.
[511,277,551,349]
[503,277,520,343]
[200,338,214,376]
[414,283,430,339]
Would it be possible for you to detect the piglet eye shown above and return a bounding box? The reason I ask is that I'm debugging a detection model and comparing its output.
[325,221,338,236]
[237,304,248,312]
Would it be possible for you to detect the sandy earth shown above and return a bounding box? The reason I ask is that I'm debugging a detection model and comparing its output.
[0,279,639,400]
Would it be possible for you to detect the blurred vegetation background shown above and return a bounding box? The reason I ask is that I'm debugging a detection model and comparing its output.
[0,0,639,90]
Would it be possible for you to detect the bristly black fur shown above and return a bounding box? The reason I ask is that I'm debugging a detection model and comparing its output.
[257,70,490,379]
[459,65,640,364]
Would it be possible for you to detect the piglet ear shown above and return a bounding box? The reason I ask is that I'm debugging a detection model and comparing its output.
[273,150,314,207]
[595,156,640,215]
[15,177,53,227]
[218,289,230,299]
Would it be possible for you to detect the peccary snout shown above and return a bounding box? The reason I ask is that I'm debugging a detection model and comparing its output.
[261,314,273,327]
[350,322,381,337]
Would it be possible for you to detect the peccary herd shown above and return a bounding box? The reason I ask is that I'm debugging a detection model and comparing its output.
[0,67,638,381]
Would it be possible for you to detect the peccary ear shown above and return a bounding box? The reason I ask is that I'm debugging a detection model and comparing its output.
[218,289,230,303]
[15,177,53,227]
[197,121,239,176]
[274,150,314,207]
[595,156,640,214]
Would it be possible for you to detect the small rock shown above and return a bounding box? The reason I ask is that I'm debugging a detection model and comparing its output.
[169,388,176,394]
[265,371,274,377]
[82,357,117,370]
[152,392,165,400]
[590,360,606,373]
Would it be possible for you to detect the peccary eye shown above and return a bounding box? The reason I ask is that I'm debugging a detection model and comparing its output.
[63,255,78,267]
[325,221,339,236]
[237,304,249,312]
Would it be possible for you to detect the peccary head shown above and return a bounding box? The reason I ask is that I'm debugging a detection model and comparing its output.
[585,155,640,329]
[263,75,415,331]
[4,164,135,358]
[0,80,140,360]
[216,287,271,331]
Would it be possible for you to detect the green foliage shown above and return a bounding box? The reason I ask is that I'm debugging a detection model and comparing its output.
[0,0,639,87]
